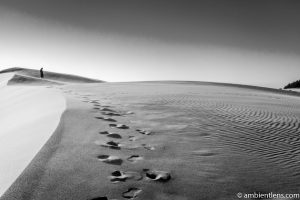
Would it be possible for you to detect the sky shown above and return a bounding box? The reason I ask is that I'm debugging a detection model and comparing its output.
[0,0,300,88]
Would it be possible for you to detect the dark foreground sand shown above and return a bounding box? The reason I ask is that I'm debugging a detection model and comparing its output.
[2,79,300,200]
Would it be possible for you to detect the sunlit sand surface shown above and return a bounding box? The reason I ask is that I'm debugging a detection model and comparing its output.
[1,68,300,200]
[0,86,65,196]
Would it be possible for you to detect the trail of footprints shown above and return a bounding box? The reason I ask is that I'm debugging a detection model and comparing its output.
[57,87,300,198]
[59,89,171,200]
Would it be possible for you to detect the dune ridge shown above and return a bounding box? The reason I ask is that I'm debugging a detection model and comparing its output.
[0,73,14,87]
[0,67,104,84]
[0,85,66,196]
[7,74,63,85]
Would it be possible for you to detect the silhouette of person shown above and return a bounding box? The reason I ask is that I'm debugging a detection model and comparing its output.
[40,68,44,78]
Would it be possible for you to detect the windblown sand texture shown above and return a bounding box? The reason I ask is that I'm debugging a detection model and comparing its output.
[1,68,300,200]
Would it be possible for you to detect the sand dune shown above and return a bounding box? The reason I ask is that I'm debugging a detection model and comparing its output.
[0,67,103,84]
[8,74,62,85]
[0,85,65,196]
[0,73,14,87]
[1,69,300,199]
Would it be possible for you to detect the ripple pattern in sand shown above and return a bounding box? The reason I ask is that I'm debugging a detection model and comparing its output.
[147,93,300,176]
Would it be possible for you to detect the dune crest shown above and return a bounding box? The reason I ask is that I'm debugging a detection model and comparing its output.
[8,74,62,85]
[0,73,14,87]
[0,67,104,85]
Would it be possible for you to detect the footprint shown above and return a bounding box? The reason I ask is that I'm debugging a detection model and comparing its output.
[109,171,142,183]
[99,131,122,139]
[127,155,144,163]
[95,117,117,122]
[143,169,171,182]
[99,131,109,135]
[102,112,121,116]
[128,136,136,141]
[109,124,129,129]
[141,144,155,151]
[110,171,128,182]
[122,188,142,199]
[192,150,216,156]
[107,133,122,139]
[99,108,116,112]
[89,197,118,200]
[136,129,152,135]
[97,155,123,165]
[89,197,108,200]
[99,141,121,150]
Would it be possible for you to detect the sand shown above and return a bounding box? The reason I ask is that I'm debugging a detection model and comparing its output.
[285,88,300,93]
[0,85,65,196]
[1,69,300,199]
[0,68,104,84]
[0,73,14,87]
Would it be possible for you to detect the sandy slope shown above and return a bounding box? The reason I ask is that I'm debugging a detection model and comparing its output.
[0,79,66,196]
[0,68,103,198]
[0,68,103,84]
[0,73,14,87]
[1,80,300,200]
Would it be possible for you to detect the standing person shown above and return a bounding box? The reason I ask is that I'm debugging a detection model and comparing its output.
[40,67,44,78]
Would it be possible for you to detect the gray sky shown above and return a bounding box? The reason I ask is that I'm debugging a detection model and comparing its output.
[0,0,300,88]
